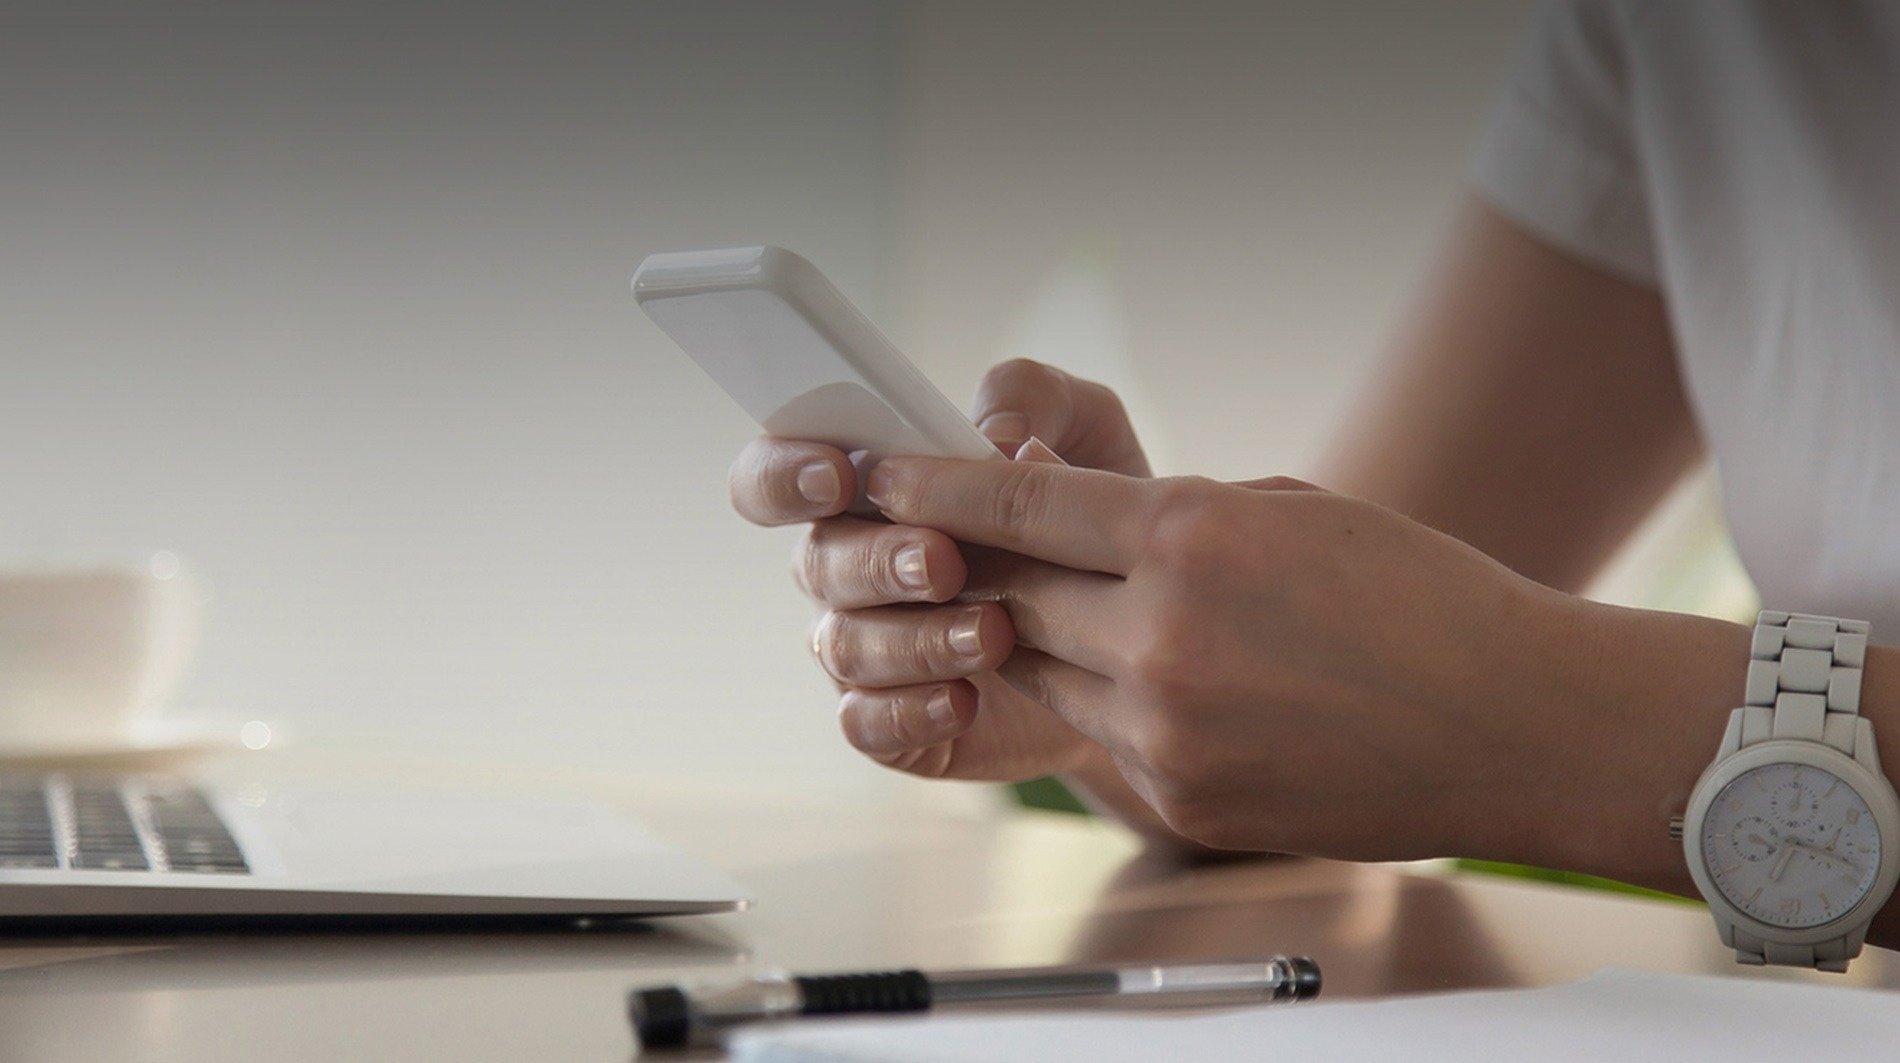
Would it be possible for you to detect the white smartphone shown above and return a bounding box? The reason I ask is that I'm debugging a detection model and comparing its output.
[632,247,1003,487]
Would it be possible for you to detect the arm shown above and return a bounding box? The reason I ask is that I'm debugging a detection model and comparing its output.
[850,199,1900,948]
[1316,200,1900,945]
[1065,197,1708,850]
[1315,197,1703,594]
[725,197,1709,859]
[862,431,1900,953]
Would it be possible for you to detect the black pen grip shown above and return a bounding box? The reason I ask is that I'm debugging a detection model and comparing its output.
[795,969,933,1014]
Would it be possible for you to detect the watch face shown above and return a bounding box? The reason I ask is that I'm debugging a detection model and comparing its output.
[1700,762,1884,928]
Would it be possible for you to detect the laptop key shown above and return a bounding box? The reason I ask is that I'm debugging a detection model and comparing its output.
[73,851,152,871]
[172,861,248,874]
[3,775,251,874]
[0,854,59,869]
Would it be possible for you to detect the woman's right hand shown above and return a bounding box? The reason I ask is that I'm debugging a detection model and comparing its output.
[727,359,1152,783]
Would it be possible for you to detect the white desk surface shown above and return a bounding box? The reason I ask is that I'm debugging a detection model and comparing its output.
[2,749,1895,1061]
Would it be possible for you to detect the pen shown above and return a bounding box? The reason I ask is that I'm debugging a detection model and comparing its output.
[629,955,1320,1049]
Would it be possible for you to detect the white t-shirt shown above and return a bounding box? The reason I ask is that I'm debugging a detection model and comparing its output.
[1473,1,1900,636]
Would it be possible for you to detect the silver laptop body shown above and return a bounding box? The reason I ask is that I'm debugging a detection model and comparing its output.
[0,772,746,919]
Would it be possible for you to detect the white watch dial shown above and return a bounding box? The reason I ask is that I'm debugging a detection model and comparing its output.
[1701,762,1883,929]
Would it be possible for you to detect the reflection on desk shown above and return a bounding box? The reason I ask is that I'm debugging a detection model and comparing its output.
[0,753,1893,1061]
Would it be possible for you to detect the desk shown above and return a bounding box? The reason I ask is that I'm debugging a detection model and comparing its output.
[1,751,1896,1061]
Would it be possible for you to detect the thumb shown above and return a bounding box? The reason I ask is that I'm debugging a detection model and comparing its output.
[1012,436,1069,466]
[971,359,1150,476]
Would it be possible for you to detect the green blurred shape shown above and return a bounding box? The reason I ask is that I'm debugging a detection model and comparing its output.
[1011,777,1090,815]
[1452,859,1699,904]
[1008,784,1700,907]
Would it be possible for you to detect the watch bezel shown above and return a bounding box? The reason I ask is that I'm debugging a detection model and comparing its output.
[1683,738,1900,945]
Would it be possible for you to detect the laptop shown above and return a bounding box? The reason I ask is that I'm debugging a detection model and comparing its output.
[0,771,747,921]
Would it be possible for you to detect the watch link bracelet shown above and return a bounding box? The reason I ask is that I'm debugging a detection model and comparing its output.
[1676,612,1900,971]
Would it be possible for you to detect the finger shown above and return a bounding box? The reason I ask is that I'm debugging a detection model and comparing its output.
[729,437,856,526]
[866,457,1162,575]
[960,546,1126,676]
[813,602,1013,688]
[837,681,976,760]
[993,647,1122,752]
[794,517,966,608]
[972,359,1152,477]
[838,675,1096,781]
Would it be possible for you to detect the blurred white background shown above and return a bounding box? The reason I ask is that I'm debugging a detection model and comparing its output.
[2,1,1593,801]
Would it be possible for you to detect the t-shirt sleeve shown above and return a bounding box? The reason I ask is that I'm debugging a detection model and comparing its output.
[1472,0,1658,286]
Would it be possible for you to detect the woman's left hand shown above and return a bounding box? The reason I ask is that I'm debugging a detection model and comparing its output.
[859,456,1604,860]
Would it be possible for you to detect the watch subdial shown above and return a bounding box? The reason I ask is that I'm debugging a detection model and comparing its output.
[1727,817,1780,863]
[1768,779,1822,831]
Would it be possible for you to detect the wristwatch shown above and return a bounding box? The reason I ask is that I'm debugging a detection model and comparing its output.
[1675,611,1900,970]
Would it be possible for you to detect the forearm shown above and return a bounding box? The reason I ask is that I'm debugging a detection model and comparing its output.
[1496,596,1900,950]
[1312,200,1697,595]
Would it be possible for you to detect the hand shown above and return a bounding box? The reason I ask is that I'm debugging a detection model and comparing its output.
[727,360,1152,782]
[858,453,1608,859]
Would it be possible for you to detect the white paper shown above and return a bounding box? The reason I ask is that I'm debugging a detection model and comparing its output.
[729,968,1899,1063]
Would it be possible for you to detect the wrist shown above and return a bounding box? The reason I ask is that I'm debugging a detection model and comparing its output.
[1486,593,1750,890]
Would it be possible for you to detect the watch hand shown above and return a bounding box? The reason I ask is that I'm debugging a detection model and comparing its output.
[1779,838,1861,874]
[1824,826,1843,852]
[1770,841,1797,882]
[1804,846,1858,872]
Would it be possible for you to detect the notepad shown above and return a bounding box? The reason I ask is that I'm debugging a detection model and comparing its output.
[729,968,1899,1063]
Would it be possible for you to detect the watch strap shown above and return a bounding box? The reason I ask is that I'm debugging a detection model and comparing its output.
[1728,927,1862,972]
[1741,611,1869,756]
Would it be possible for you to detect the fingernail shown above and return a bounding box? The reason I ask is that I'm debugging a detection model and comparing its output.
[895,541,930,592]
[797,461,840,506]
[979,412,1030,452]
[949,607,985,658]
[864,462,896,509]
[924,687,957,728]
[1014,436,1066,465]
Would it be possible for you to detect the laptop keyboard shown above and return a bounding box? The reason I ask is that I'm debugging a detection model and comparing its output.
[0,775,249,874]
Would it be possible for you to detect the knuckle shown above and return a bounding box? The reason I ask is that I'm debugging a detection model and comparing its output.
[763,466,799,515]
[987,357,1060,393]
[1124,626,1203,696]
[1076,377,1130,423]
[745,457,802,519]
[839,691,950,772]
[1003,656,1056,711]
[987,464,1052,537]
[867,537,912,601]
[911,620,952,677]
[1143,480,1234,567]
[881,693,931,750]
